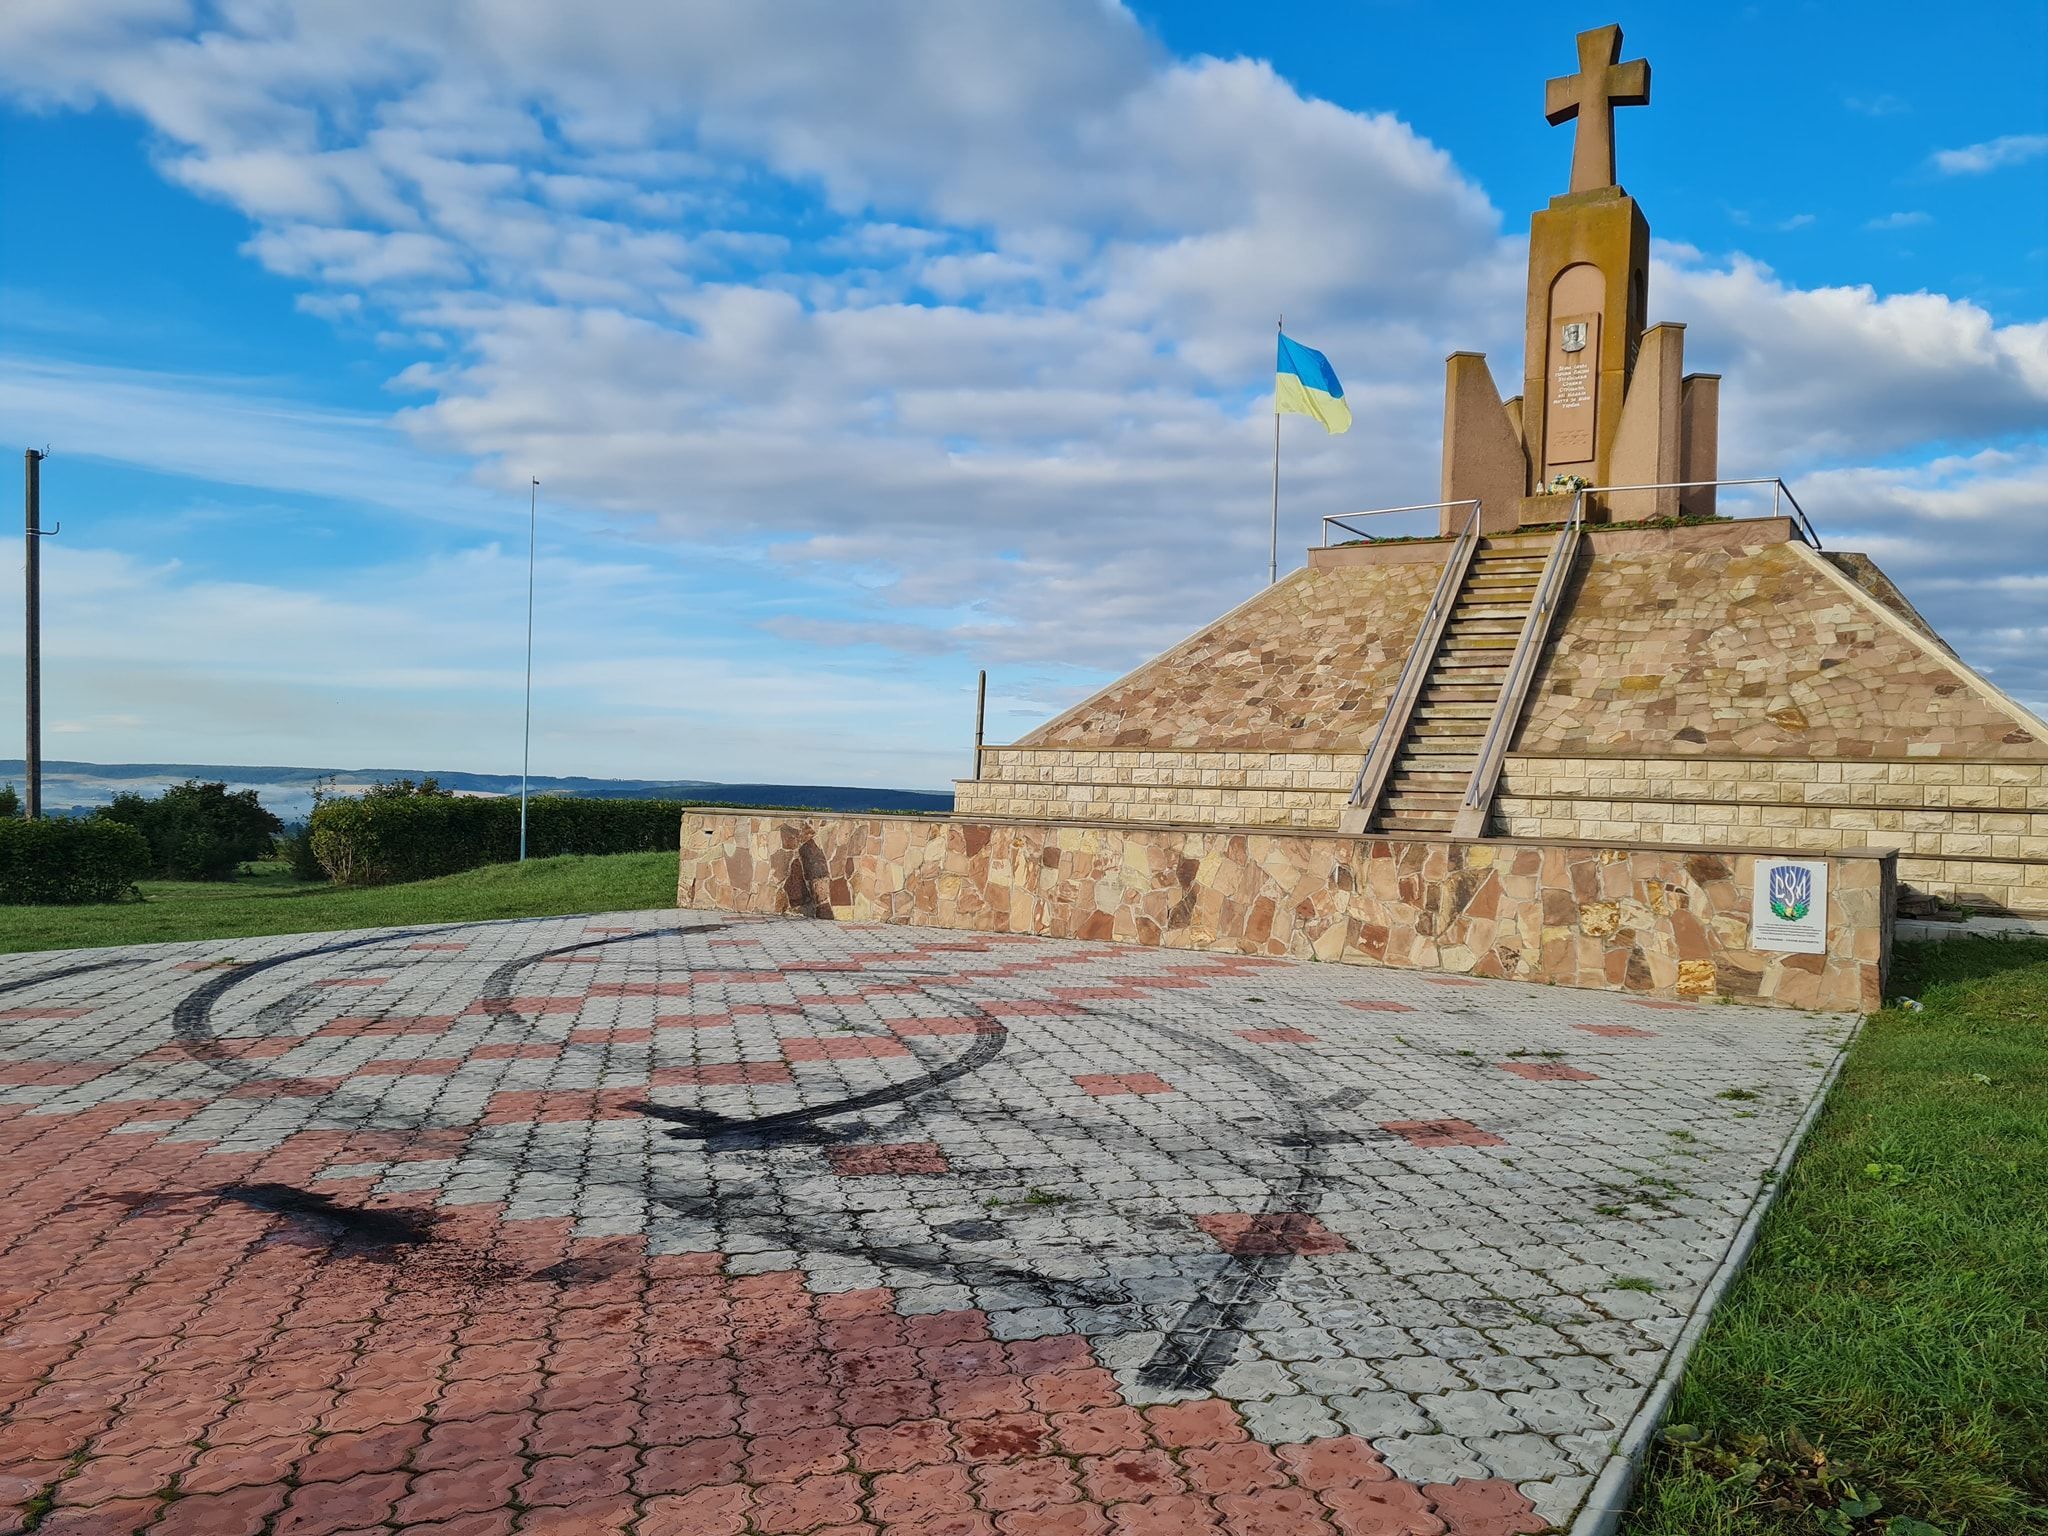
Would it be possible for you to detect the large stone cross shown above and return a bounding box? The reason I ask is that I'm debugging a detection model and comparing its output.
[1545,23,1651,194]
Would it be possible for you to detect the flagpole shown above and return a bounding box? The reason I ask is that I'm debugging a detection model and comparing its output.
[1270,314,1281,586]
[520,476,537,864]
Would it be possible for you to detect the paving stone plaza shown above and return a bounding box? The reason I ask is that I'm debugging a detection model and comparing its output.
[0,909,1852,1534]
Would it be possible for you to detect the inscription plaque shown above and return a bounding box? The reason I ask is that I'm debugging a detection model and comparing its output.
[1544,310,1600,468]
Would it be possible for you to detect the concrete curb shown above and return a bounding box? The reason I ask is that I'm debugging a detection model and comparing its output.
[1563,1012,1865,1536]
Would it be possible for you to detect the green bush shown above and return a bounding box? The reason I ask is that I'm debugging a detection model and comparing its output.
[98,780,284,881]
[0,817,152,904]
[309,794,689,886]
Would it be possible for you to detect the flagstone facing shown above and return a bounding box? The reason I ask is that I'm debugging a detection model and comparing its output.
[1514,540,2045,761]
[1015,562,1437,751]
[0,910,1851,1534]
[679,812,1891,1011]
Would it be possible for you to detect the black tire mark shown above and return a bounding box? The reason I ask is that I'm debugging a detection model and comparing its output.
[0,954,150,999]
[1119,1011,1337,1391]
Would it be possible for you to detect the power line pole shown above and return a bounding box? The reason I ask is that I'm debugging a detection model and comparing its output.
[520,476,537,862]
[23,449,46,820]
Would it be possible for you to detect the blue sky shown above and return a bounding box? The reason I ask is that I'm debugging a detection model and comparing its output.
[1,1,2044,791]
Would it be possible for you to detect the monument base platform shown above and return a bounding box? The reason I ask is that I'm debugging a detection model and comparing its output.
[678,811,1892,1012]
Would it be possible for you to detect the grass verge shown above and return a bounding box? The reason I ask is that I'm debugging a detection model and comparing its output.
[1621,937,2048,1536]
[0,852,681,952]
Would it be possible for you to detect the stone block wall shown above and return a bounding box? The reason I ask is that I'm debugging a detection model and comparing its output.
[680,811,1892,1012]
[1495,756,2048,915]
[955,748,1351,828]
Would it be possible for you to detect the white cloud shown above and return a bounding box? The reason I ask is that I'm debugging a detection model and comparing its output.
[1929,133,2048,175]
[0,538,974,786]
[1659,253,2048,465]
[1864,210,1932,231]
[0,1,2043,778]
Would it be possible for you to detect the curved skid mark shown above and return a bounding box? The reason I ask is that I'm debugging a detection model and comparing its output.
[0,955,150,1000]
[161,919,1339,1360]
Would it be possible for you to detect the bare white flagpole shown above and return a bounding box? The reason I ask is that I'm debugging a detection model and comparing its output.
[520,476,538,863]
[1269,315,1282,586]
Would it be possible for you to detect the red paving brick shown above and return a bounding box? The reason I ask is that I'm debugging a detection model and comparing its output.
[1072,1072,1175,1096]
[783,1036,915,1061]
[1379,1119,1507,1149]
[1497,1061,1601,1082]
[1195,1214,1350,1258]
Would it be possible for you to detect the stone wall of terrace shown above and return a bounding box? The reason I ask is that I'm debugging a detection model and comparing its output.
[1495,755,2048,915]
[680,810,1893,1012]
[954,747,1353,829]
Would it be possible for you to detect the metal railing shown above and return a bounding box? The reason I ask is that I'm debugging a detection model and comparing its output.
[1328,478,1821,549]
[1459,493,1586,827]
[1348,500,1482,809]
[1565,476,1821,549]
[1321,499,1469,547]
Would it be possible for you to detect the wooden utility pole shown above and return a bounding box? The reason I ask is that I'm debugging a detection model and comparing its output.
[23,449,44,820]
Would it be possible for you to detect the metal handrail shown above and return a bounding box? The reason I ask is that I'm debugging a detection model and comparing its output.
[1462,491,1585,814]
[1322,498,1476,547]
[1569,476,1822,550]
[1349,500,1483,807]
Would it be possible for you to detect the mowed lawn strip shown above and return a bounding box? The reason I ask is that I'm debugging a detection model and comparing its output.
[1623,937,2048,1536]
[0,851,681,952]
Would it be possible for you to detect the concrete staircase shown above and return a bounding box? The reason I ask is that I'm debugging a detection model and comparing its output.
[1372,532,1555,834]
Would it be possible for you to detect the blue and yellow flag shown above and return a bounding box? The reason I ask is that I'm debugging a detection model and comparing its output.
[1275,332,1350,434]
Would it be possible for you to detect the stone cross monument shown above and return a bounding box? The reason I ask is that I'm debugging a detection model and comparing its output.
[1442,23,1720,531]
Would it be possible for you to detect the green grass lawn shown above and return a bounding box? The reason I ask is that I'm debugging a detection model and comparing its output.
[1622,937,2048,1536]
[0,852,681,952]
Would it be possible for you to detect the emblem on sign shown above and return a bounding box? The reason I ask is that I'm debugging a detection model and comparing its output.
[1766,864,1812,922]
[1560,321,1588,353]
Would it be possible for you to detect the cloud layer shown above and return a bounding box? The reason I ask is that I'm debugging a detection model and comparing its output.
[3,0,2044,779]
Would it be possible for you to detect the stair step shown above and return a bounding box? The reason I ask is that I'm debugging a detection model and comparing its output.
[1467,574,1541,591]
[1417,688,1499,708]
[1398,758,1478,778]
[1377,812,1455,832]
[1385,793,1463,813]
[1390,779,1468,798]
[1440,636,1520,652]
[1451,600,1535,618]
[1445,617,1525,634]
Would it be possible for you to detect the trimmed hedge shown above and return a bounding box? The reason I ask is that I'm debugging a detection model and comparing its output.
[0,817,153,904]
[309,795,691,887]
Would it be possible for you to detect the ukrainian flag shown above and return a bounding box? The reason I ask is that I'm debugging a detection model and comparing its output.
[1275,332,1351,434]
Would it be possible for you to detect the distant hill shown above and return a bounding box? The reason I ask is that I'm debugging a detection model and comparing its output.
[0,760,954,821]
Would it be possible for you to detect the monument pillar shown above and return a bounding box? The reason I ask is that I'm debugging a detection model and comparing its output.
[1519,188,1649,495]
[1440,23,1722,532]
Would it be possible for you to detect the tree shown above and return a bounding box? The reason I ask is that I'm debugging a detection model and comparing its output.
[0,784,17,819]
[98,780,284,880]
[361,777,453,799]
